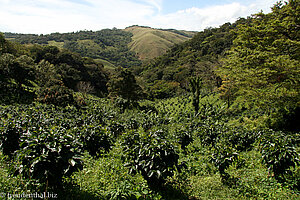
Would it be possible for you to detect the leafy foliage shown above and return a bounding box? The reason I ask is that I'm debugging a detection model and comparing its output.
[36,84,75,107]
[211,144,239,184]
[108,67,144,109]
[15,126,83,190]
[0,120,22,158]
[79,125,112,158]
[0,35,109,105]
[260,130,300,189]
[218,0,300,127]
[138,21,242,98]
[190,77,202,114]
[0,2,299,199]
[6,29,142,68]
[123,130,179,190]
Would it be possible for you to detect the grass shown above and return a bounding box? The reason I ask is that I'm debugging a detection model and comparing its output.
[94,58,116,69]
[125,26,192,60]
[77,39,103,50]
[47,40,65,49]
[66,145,161,200]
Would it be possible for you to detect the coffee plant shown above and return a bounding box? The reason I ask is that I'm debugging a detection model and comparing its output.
[0,120,22,158]
[176,128,193,152]
[79,125,112,157]
[197,122,227,147]
[260,130,299,188]
[122,130,179,190]
[106,121,125,138]
[226,128,258,151]
[211,143,239,184]
[14,126,83,190]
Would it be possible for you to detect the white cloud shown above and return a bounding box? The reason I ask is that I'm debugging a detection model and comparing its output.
[0,0,157,33]
[156,3,248,30]
[0,0,278,33]
[142,0,163,11]
[145,1,278,31]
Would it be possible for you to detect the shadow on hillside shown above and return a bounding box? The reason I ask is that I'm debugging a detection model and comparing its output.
[150,183,195,200]
[57,182,101,200]
[0,86,35,105]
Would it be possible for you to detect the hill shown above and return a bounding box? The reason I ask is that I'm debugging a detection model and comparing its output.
[4,29,141,68]
[136,21,240,98]
[124,26,195,60]
[4,26,195,67]
[0,2,299,199]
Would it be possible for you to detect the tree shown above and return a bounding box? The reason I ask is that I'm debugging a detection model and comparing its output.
[107,67,144,103]
[35,59,61,86]
[84,58,108,96]
[76,81,95,97]
[0,32,16,54]
[0,54,35,88]
[218,0,300,115]
[189,76,202,114]
[218,75,236,108]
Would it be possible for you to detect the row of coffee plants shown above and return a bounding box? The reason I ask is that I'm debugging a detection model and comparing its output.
[0,99,183,198]
[151,95,299,197]
[0,103,105,191]
[0,95,299,199]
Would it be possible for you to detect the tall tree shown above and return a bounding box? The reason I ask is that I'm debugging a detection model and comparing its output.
[190,77,202,114]
[218,0,300,114]
[107,67,144,102]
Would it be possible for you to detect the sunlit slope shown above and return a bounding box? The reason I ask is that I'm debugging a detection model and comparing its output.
[125,26,194,60]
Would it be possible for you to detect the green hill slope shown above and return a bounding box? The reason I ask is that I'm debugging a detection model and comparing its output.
[136,21,242,98]
[4,26,195,67]
[125,26,195,60]
[4,29,141,68]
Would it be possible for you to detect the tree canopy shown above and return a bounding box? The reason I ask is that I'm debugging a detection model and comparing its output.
[218,0,299,126]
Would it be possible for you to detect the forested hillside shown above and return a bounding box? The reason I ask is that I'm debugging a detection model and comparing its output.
[0,1,299,199]
[0,33,109,105]
[5,29,141,68]
[4,26,194,68]
[137,0,299,129]
[137,21,240,98]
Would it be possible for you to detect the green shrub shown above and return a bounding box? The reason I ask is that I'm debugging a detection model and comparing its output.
[211,143,239,185]
[107,121,125,138]
[14,126,83,190]
[176,128,193,152]
[226,128,258,151]
[79,125,112,157]
[122,129,179,190]
[0,120,22,158]
[198,123,225,147]
[36,85,75,107]
[260,130,299,189]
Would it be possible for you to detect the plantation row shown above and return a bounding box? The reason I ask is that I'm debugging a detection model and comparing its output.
[0,95,299,199]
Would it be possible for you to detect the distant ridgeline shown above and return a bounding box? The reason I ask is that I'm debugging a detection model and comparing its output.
[4,29,141,68]
[1,0,299,114]
[4,26,195,68]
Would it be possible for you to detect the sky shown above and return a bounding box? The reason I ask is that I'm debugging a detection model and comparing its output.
[0,0,280,34]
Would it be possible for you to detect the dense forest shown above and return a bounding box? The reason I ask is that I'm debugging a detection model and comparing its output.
[5,28,142,68]
[0,0,299,199]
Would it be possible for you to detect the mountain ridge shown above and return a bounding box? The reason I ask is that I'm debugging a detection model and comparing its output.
[124,25,195,60]
[3,26,196,67]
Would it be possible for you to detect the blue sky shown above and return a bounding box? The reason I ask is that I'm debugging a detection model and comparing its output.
[0,0,279,34]
[161,0,233,14]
